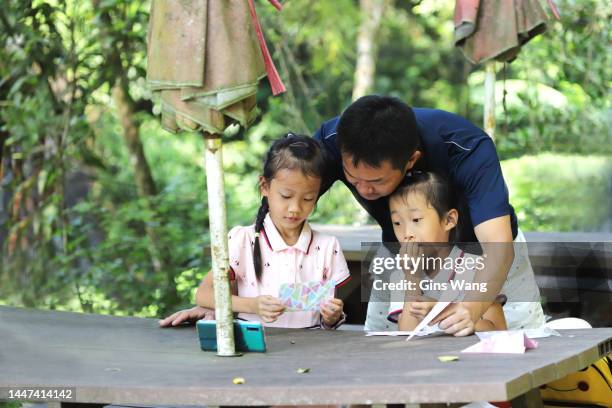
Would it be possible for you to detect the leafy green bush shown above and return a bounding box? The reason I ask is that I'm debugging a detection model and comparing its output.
[502,154,611,232]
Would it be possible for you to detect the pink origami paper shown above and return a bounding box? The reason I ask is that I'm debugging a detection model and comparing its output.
[461,331,539,354]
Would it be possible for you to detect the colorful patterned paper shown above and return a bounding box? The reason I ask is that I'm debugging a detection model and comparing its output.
[279,279,336,311]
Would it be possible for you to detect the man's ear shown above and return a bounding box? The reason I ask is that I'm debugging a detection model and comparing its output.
[444,208,459,231]
[404,150,422,172]
[259,176,269,196]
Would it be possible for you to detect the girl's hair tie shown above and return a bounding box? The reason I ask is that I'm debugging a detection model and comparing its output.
[254,232,260,238]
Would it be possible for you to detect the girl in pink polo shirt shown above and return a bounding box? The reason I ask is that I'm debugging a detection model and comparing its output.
[195,134,351,329]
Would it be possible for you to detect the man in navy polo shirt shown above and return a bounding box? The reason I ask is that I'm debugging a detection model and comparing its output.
[314,95,544,334]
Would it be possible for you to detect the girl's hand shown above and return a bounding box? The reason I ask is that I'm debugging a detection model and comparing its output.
[435,303,475,336]
[399,242,422,276]
[406,295,437,321]
[254,295,285,323]
[158,306,215,327]
[321,298,344,327]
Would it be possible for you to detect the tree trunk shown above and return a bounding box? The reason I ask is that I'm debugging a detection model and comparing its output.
[112,76,180,312]
[352,0,387,225]
[352,0,386,101]
[112,79,158,198]
[93,0,180,313]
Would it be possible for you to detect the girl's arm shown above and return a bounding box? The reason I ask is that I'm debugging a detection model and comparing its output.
[196,271,256,313]
[396,242,426,330]
[397,300,422,331]
[474,302,507,332]
[396,276,425,330]
[397,269,425,330]
[195,272,285,322]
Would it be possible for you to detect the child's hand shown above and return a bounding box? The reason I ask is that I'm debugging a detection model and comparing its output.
[433,303,475,336]
[159,306,215,327]
[399,242,423,275]
[406,295,437,321]
[254,295,285,323]
[321,298,344,327]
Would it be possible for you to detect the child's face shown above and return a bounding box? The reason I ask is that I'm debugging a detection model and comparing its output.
[389,190,457,243]
[260,168,321,232]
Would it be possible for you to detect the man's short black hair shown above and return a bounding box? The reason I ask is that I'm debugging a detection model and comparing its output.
[337,95,421,170]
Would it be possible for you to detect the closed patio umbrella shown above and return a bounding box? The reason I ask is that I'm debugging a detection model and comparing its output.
[454,0,560,139]
[146,0,285,356]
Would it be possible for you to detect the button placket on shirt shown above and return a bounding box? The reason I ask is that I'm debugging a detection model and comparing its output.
[295,249,303,283]
[288,248,296,282]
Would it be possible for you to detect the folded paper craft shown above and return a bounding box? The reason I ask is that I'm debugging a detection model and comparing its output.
[406,301,455,341]
[366,325,444,337]
[461,330,539,354]
[279,279,335,311]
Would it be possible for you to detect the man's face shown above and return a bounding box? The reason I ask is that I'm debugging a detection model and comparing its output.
[341,154,410,201]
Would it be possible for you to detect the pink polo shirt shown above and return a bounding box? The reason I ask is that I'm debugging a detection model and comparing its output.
[228,213,351,328]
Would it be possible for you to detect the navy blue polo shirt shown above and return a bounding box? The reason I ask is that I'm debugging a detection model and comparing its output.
[313,108,518,243]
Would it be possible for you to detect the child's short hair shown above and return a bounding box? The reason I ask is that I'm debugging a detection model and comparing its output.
[253,133,326,280]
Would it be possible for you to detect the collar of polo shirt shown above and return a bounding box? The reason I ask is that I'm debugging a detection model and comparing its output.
[262,213,313,253]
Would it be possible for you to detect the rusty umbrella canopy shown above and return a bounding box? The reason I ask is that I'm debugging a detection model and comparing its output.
[453,0,560,139]
[146,0,285,356]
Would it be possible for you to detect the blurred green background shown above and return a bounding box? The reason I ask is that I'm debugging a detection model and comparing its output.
[0,0,610,317]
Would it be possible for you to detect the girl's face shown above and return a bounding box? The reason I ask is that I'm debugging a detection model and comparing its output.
[260,168,321,233]
[389,190,457,243]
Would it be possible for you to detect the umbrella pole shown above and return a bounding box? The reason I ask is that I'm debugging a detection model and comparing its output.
[203,133,238,356]
[484,61,496,140]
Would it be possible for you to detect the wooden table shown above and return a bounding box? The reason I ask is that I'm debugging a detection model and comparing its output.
[1,306,610,407]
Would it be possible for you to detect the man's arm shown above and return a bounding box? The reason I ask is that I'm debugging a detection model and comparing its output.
[433,215,514,331]
[435,117,515,331]
[469,215,514,317]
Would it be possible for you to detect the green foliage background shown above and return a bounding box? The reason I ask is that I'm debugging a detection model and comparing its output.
[0,0,610,316]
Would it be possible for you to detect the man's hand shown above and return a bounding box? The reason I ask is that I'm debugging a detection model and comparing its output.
[443,215,513,329]
[406,294,437,321]
[159,306,215,327]
[430,302,477,336]
[321,298,344,327]
[253,295,285,323]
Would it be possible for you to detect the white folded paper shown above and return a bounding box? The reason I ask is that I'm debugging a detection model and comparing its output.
[406,301,451,341]
[365,324,444,337]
